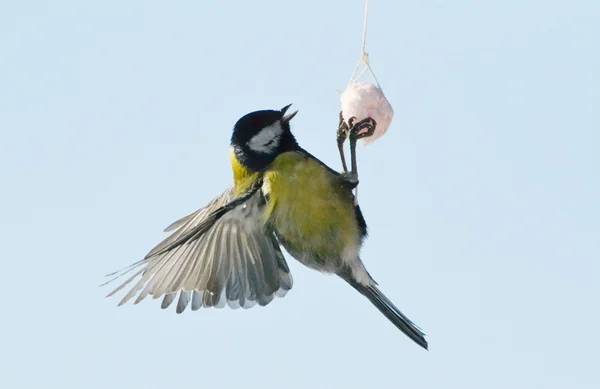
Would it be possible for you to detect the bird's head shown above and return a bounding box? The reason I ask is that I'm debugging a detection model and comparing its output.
[230,104,299,171]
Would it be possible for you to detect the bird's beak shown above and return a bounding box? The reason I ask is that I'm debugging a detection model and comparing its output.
[281,103,298,124]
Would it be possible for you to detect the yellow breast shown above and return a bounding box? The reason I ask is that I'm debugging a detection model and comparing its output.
[263,151,359,258]
[229,147,260,196]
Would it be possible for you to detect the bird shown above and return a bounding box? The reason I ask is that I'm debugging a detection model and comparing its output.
[103,104,428,350]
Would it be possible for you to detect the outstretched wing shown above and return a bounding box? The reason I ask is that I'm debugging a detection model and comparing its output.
[163,186,237,233]
[103,186,293,312]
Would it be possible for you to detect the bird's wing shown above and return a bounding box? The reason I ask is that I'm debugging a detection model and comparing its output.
[102,185,293,312]
[145,185,237,258]
[162,186,236,233]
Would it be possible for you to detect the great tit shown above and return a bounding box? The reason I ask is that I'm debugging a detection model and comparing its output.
[104,104,428,350]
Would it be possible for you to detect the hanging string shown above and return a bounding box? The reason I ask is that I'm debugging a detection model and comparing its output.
[347,0,381,89]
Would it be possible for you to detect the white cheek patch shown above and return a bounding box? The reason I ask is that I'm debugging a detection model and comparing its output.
[248,121,283,153]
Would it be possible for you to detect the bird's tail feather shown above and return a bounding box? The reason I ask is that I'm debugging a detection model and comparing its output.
[346,279,428,350]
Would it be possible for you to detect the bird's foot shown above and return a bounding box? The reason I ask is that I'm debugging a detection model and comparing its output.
[340,171,359,189]
[348,116,377,141]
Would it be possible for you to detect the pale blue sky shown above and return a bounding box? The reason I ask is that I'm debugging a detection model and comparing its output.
[1,1,599,388]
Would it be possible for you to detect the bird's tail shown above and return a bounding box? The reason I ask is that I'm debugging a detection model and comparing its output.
[345,279,429,350]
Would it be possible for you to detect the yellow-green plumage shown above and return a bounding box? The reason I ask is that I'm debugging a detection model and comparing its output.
[262,151,360,263]
[230,147,363,277]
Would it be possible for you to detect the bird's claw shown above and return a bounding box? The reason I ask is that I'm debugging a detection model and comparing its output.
[348,116,377,141]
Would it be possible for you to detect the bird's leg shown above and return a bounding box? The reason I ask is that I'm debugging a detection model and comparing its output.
[337,111,349,173]
[348,116,377,180]
[338,113,359,189]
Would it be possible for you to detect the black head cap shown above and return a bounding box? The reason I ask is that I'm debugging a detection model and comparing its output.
[230,104,299,171]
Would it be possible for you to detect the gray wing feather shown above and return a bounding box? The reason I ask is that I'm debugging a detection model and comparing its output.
[104,188,293,312]
[147,187,236,257]
[163,186,236,232]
